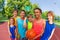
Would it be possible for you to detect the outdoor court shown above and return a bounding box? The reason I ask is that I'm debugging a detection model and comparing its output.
[0,22,60,40]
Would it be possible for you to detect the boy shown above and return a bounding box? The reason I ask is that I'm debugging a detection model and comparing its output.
[40,11,56,40]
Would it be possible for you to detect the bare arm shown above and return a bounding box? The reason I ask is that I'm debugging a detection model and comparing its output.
[48,28,55,40]
[15,20,18,37]
[23,17,27,28]
[41,19,46,36]
[8,21,11,36]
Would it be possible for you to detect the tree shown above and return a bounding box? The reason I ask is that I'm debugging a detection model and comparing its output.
[42,11,48,19]
[4,0,38,18]
[0,0,4,15]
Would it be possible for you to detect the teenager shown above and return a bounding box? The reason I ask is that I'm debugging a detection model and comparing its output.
[12,9,20,40]
[16,10,28,40]
[32,8,46,40]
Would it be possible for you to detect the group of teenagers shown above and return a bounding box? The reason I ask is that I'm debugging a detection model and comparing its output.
[8,8,56,40]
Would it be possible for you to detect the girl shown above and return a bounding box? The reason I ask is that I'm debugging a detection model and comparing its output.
[32,8,46,40]
[12,9,19,26]
[9,17,16,40]
[40,11,56,40]
[12,9,20,40]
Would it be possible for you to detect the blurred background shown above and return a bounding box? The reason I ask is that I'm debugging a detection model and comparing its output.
[0,0,60,40]
[0,0,60,27]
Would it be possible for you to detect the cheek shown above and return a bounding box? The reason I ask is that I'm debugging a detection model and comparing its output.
[23,14,25,16]
[15,13,17,15]
[13,13,15,15]
[37,13,41,15]
[21,13,25,16]
[11,21,14,23]
[10,21,13,24]
[35,13,38,16]
[48,17,52,20]
[28,18,30,20]
[30,18,32,20]
[50,16,53,19]
[20,14,23,16]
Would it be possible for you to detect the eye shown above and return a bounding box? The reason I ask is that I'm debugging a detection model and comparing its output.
[35,12,39,13]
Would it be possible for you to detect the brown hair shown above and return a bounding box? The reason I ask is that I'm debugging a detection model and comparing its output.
[13,9,18,13]
[9,17,15,26]
[47,11,54,20]
[20,10,26,14]
[34,8,42,14]
[27,14,33,18]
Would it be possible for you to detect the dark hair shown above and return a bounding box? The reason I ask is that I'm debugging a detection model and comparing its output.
[34,8,42,14]
[13,9,18,13]
[27,14,33,18]
[20,10,26,14]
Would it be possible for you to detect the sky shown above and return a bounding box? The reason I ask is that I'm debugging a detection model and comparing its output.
[30,0,60,16]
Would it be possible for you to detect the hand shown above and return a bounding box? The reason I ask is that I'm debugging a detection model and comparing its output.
[24,17,27,21]
[33,36,38,40]
[33,34,41,40]
[23,17,27,28]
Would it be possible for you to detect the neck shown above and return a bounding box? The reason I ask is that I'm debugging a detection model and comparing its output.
[10,24,14,25]
[13,15,17,18]
[29,21,32,22]
[10,24,14,26]
[36,17,41,20]
[21,17,25,20]
[49,20,53,24]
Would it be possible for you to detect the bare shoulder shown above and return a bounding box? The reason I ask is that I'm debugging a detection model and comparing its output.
[32,18,35,22]
[41,19,46,22]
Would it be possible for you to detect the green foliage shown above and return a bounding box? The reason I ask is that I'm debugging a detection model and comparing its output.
[42,11,48,19]
[0,0,38,18]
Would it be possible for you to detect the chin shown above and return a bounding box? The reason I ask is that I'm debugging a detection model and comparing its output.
[36,16,39,18]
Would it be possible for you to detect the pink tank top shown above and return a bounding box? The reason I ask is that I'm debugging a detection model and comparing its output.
[33,19,44,35]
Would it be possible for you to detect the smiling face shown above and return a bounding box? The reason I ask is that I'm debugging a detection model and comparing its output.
[47,11,54,21]
[13,10,18,17]
[20,10,25,18]
[28,15,33,22]
[48,14,53,21]
[34,8,42,19]
[9,18,15,25]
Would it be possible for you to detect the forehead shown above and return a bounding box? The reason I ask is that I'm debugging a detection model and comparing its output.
[13,10,17,13]
[13,11,18,14]
[10,18,13,20]
[48,13,52,16]
[20,11,25,13]
[34,9,40,12]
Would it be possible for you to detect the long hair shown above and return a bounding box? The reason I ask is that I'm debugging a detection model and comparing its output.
[9,17,15,27]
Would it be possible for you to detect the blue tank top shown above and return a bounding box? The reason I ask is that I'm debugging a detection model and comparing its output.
[9,26,16,39]
[17,18,28,38]
[40,21,56,40]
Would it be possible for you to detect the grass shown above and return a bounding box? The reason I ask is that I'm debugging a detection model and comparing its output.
[0,16,8,23]
[54,20,60,28]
